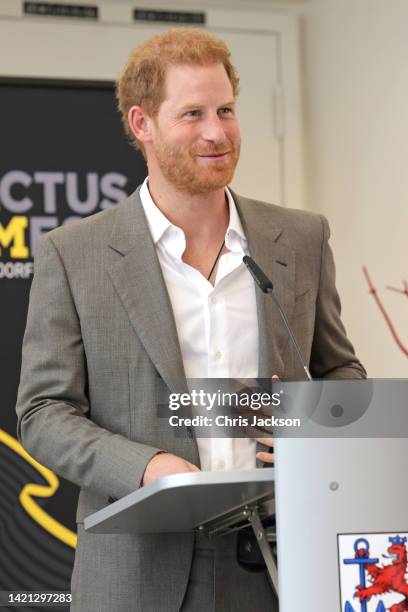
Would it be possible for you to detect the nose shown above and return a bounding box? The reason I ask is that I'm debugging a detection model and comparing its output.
[200,113,228,144]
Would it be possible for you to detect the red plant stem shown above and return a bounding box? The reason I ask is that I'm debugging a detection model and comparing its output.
[386,282,408,296]
[363,266,408,358]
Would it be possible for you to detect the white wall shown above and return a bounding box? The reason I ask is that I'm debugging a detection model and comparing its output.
[301,0,408,377]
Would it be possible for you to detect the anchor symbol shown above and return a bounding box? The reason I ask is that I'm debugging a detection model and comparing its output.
[343,538,386,612]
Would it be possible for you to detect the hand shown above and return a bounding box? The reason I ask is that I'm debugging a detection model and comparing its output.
[256,437,274,463]
[142,452,200,486]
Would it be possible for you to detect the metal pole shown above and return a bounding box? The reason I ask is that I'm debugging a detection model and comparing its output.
[249,508,279,596]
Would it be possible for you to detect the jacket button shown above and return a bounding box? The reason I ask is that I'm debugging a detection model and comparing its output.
[186,426,193,439]
[108,496,117,504]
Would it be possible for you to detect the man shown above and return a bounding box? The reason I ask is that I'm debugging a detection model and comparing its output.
[16,28,365,611]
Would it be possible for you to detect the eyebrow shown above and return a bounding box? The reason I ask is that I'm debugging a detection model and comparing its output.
[177,101,236,113]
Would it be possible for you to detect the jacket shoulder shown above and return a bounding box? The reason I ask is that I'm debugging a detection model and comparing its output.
[234,192,326,241]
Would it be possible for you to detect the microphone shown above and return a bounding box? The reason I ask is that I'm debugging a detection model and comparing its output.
[243,255,312,381]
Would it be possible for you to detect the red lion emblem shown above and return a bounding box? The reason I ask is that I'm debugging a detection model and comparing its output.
[355,537,408,612]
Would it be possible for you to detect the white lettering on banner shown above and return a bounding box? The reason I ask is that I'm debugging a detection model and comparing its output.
[34,172,64,213]
[0,261,34,279]
[100,173,128,209]
[66,172,99,214]
[0,170,128,214]
[0,170,129,274]
[0,171,33,213]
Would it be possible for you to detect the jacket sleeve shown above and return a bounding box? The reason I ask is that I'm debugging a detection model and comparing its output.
[309,215,367,379]
[15,234,162,499]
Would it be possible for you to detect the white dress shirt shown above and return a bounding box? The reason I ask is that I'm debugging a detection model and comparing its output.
[140,178,259,471]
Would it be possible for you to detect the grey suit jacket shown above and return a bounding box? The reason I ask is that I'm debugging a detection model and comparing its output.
[15,187,366,611]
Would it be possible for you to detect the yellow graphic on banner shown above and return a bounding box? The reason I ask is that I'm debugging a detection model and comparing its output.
[0,216,29,258]
[0,429,77,549]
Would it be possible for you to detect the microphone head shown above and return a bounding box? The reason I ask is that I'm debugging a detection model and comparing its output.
[243,255,274,293]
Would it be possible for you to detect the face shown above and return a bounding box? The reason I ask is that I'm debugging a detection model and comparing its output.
[148,62,241,195]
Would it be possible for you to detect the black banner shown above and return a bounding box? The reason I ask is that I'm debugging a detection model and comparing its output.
[0,78,146,605]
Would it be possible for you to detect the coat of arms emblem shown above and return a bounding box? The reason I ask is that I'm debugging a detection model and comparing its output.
[339,533,408,612]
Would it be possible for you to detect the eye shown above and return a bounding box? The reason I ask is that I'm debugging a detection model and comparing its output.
[184,110,201,118]
[218,107,234,115]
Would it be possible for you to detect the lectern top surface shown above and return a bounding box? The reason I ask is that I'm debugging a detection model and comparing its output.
[84,468,274,534]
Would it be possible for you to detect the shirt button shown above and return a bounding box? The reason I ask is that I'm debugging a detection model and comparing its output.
[217,460,226,470]
[210,296,217,304]
[214,351,222,360]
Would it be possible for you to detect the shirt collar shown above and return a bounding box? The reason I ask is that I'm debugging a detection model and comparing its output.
[224,186,247,250]
[140,177,173,245]
[139,177,247,256]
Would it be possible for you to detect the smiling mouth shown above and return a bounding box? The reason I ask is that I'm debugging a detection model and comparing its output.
[198,151,231,159]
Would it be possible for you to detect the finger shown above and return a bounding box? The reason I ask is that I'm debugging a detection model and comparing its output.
[255,437,274,448]
[256,451,274,463]
[189,463,201,472]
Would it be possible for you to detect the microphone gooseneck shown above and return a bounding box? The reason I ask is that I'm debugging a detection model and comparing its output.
[243,255,312,381]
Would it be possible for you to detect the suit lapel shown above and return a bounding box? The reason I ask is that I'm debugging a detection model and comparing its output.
[233,192,296,379]
[107,189,187,394]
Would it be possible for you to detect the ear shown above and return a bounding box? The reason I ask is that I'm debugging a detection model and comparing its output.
[128,105,154,145]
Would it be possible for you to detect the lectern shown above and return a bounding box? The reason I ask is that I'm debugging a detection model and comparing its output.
[84,468,277,593]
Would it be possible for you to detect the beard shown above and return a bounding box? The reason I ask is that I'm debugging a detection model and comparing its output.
[152,127,241,196]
